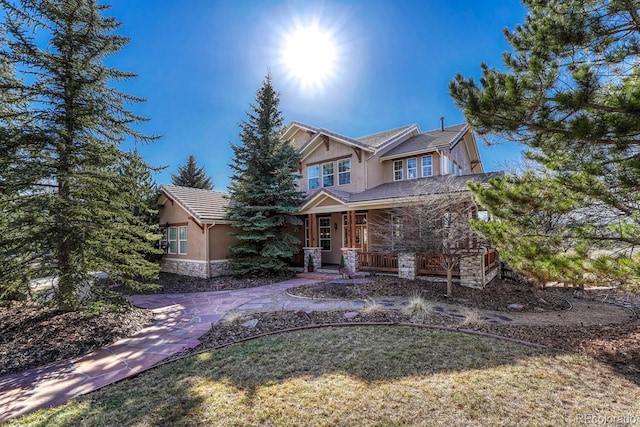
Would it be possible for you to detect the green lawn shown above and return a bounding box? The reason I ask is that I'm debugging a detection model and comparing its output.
[13,326,639,426]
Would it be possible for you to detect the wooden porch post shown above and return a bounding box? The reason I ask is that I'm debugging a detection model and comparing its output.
[309,213,317,246]
[349,210,357,249]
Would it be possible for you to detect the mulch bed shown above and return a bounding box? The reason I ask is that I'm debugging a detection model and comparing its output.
[0,304,153,377]
[289,276,570,312]
[126,271,298,294]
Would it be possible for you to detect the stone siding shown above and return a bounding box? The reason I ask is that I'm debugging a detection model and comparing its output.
[459,250,488,289]
[160,258,208,278]
[209,260,230,277]
[303,247,322,271]
[398,253,416,280]
[342,248,358,275]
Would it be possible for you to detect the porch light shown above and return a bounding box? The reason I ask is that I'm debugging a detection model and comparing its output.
[334,222,338,231]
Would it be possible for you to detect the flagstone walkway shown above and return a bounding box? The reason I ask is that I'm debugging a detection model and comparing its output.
[0,274,634,421]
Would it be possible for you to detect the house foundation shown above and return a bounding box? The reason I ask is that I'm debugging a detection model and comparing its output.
[160,259,208,278]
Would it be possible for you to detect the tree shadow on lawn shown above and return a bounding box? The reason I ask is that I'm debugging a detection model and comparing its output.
[16,325,640,426]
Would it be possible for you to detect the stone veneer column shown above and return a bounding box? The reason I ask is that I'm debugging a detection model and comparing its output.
[303,247,322,271]
[398,253,417,280]
[341,248,358,275]
[459,250,485,289]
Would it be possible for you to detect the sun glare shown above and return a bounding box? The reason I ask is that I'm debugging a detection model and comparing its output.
[280,21,338,94]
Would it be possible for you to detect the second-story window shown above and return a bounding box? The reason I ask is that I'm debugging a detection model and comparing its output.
[393,160,403,181]
[308,165,319,189]
[338,159,351,185]
[407,158,417,179]
[322,162,334,187]
[422,155,433,177]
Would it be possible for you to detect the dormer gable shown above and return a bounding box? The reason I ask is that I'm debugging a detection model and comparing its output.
[378,123,469,160]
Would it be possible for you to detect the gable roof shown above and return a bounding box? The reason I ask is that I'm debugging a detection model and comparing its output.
[159,185,229,224]
[379,123,468,160]
[355,124,417,148]
[282,121,422,158]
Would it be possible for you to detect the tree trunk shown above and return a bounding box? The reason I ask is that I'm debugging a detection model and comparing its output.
[446,267,453,297]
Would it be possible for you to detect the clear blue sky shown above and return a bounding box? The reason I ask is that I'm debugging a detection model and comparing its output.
[108,0,528,190]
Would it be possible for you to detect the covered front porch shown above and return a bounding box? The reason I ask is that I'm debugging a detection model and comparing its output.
[294,192,499,287]
[291,199,499,288]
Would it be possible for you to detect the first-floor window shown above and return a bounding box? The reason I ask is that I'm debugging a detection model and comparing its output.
[178,226,187,255]
[308,165,320,190]
[166,226,187,255]
[319,217,331,251]
[304,218,310,247]
[167,226,177,254]
[407,158,417,179]
[393,160,403,181]
[160,228,168,252]
[392,215,403,237]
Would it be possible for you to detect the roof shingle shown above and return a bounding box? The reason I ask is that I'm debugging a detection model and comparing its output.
[159,185,229,223]
[380,123,467,159]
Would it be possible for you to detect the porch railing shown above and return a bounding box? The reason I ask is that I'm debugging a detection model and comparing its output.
[358,252,398,272]
[416,254,460,277]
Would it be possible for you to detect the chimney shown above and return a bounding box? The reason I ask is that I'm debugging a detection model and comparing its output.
[440,116,445,131]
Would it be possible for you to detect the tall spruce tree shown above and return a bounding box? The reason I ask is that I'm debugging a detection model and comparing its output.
[226,75,304,276]
[0,0,160,308]
[0,52,33,301]
[171,154,214,190]
[450,0,640,290]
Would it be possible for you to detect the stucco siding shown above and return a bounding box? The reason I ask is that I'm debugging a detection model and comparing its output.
[300,139,367,193]
[159,202,207,262]
[209,224,238,260]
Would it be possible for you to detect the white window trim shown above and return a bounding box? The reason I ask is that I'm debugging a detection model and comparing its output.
[167,226,177,255]
[318,217,331,251]
[407,157,417,180]
[322,162,334,187]
[393,160,403,181]
[304,218,310,247]
[338,158,351,186]
[178,226,188,255]
[421,155,433,177]
[308,164,320,190]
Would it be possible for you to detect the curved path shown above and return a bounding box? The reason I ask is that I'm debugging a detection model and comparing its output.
[0,276,633,421]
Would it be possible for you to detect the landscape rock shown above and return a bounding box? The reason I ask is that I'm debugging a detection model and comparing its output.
[344,311,359,319]
[241,319,259,328]
[507,303,524,311]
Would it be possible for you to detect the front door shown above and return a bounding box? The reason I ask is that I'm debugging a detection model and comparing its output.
[342,213,367,251]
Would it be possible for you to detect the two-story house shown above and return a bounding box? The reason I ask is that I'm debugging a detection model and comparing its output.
[158,119,501,286]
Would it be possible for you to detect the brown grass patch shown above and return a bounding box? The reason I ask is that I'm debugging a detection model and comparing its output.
[13,327,640,426]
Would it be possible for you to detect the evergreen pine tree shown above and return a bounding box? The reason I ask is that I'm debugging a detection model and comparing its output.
[0,52,34,302]
[170,154,214,190]
[226,75,304,276]
[450,0,640,289]
[0,0,161,308]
